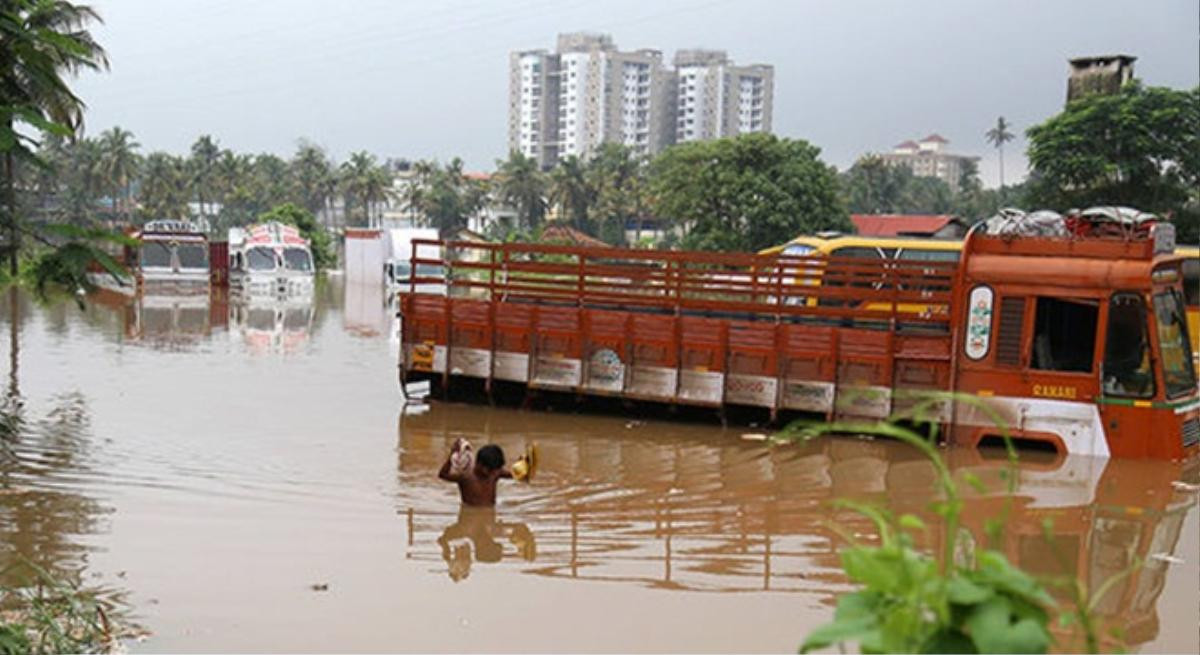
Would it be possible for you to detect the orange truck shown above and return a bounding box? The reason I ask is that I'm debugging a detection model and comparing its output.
[398,216,1198,460]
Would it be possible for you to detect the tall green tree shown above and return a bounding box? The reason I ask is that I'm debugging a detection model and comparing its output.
[289,141,333,219]
[650,133,848,252]
[985,116,1015,191]
[587,143,644,245]
[338,151,392,227]
[407,158,486,238]
[139,151,189,220]
[188,134,219,222]
[548,155,593,234]
[95,126,139,222]
[1,0,108,275]
[841,155,908,215]
[493,150,546,232]
[1026,82,1200,242]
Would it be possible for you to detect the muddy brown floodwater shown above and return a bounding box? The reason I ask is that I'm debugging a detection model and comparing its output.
[0,282,1196,653]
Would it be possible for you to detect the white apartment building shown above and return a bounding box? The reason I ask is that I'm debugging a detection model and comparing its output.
[507,49,560,168]
[674,49,774,143]
[510,33,763,167]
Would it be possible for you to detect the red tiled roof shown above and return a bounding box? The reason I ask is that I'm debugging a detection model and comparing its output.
[919,133,949,143]
[893,140,919,149]
[850,214,961,237]
[540,224,611,248]
[464,171,492,181]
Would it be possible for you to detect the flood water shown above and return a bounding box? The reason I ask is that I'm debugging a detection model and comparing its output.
[0,281,1197,653]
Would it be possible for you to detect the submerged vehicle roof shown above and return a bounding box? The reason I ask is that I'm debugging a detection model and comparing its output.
[229,222,310,248]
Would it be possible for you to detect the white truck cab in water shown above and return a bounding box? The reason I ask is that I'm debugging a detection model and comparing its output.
[384,228,446,295]
[228,222,315,300]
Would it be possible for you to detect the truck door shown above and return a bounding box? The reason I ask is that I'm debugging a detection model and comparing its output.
[1098,293,1155,458]
[1022,295,1106,455]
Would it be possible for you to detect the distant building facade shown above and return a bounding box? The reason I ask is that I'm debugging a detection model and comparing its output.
[879,134,979,192]
[674,49,773,143]
[1067,55,1135,104]
[508,33,773,168]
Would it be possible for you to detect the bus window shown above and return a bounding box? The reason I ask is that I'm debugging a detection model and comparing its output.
[1153,289,1197,397]
[1182,258,1199,307]
[1103,294,1153,397]
[822,246,882,307]
[896,248,961,263]
[830,247,882,260]
[1031,297,1098,373]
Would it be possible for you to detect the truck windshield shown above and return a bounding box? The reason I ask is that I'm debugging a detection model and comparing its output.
[1153,289,1197,398]
[247,247,277,271]
[415,264,444,278]
[390,262,412,281]
[283,248,312,272]
[141,241,172,268]
[177,243,208,270]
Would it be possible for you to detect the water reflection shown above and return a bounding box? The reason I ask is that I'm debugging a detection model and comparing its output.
[396,402,1198,650]
[0,386,134,633]
[229,295,314,355]
[436,506,536,581]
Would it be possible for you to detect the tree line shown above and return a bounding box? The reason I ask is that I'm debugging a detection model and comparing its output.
[21,131,401,233]
[5,0,1196,298]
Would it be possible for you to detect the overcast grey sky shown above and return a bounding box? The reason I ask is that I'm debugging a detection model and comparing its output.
[70,0,1199,187]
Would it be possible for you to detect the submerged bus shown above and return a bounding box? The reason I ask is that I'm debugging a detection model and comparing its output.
[765,235,1200,356]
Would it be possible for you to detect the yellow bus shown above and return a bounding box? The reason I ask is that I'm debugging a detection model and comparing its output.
[1178,245,1198,351]
[765,235,1199,355]
[761,235,962,314]
[761,234,963,262]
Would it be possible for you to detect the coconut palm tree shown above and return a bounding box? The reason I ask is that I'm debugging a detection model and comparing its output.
[494,151,547,233]
[189,134,220,221]
[140,152,189,220]
[549,155,593,234]
[95,126,139,222]
[339,151,393,227]
[0,0,109,274]
[289,142,333,218]
[402,159,436,227]
[985,116,1015,191]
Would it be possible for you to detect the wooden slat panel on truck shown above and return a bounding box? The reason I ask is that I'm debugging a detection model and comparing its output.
[627,313,679,401]
[678,317,727,406]
[493,302,534,382]
[448,299,492,379]
[780,324,837,413]
[530,305,582,391]
[726,321,779,408]
[835,328,891,418]
[892,334,953,422]
[583,310,630,394]
[404,295,448,374]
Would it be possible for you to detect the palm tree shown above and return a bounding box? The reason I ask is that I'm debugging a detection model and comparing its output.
[402,159,436,227]
[494,151,547,233]
[985,117,1015,191]
[289,142,333,219]
[549,155,593,234]
[1,0,109,274]
[339,151,393,227]
[140,152,189,220]
[95,126,139,222]
[189,134,220,221]
[586,143,643,244]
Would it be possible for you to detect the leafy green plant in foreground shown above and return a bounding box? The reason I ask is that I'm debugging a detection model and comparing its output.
[780,394,1057,654]
[0,556,123,654]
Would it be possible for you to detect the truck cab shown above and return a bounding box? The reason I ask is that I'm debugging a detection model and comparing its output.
[951,216,1198,459]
